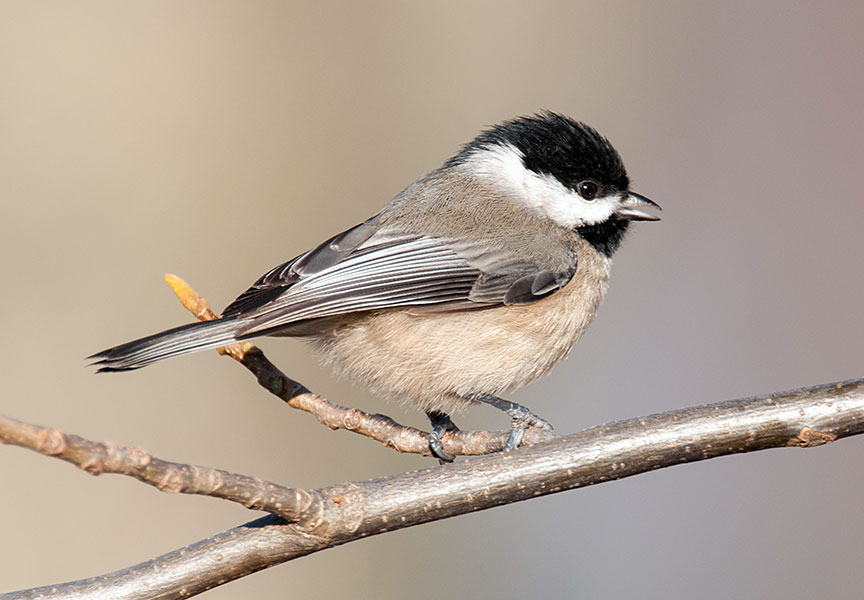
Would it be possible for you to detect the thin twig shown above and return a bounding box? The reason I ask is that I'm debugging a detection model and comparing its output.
[0,415,319,523]
[4,377,862,600]
[164,273,557,456]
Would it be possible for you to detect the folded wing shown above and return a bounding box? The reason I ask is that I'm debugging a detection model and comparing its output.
[223,219,576,337]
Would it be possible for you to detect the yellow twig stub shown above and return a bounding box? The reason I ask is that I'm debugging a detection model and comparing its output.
[164,273,248,362]
[164,273,217,322]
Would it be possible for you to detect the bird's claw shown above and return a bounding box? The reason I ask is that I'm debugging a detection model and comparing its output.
[468,394,554,453]
[426,410,459,463]
[428,431,455,463]
[503,406,554,452]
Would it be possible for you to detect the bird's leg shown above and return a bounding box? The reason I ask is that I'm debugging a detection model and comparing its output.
[469,394,554,452]
[426,410,459,464]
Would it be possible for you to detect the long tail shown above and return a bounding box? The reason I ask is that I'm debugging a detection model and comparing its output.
[88,318,244,372]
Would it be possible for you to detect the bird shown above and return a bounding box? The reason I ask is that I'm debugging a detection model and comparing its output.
[90,112,660,461]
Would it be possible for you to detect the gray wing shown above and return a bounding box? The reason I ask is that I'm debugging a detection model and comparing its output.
[222,217,383,318]
[224,218,576,337]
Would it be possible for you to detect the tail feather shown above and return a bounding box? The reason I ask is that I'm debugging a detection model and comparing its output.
[89,318,243,372]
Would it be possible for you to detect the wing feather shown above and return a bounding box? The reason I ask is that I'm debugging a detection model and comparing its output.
[224,222,576,337]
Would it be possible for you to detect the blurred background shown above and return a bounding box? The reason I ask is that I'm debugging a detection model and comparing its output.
[2,1,863,597]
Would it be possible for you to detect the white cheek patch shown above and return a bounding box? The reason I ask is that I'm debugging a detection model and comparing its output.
[465,142,619,228]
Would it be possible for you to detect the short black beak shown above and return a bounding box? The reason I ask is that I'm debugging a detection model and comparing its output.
[616,192,661,221]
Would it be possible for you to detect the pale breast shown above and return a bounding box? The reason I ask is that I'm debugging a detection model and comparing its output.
[308,240,611,414]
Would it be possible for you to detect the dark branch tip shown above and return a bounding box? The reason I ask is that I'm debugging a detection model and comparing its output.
[267,377,284,395]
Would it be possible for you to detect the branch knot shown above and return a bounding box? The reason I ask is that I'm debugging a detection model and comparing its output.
[787,426,836,447]
[37,427,67,455]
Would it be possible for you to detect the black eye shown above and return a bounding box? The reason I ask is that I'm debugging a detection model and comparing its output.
[577,181,598,200]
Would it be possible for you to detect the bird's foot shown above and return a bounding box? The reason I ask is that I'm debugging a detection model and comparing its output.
[469,394,554,452]
[426,410,460,464]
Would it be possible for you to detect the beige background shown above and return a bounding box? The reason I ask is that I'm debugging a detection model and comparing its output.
[2,1,863,597]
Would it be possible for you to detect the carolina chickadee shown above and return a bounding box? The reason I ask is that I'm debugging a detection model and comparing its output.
[90,112,660,461]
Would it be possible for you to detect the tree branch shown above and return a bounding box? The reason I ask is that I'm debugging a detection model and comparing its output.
[3,377,863,599]
[0,415,318,522]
